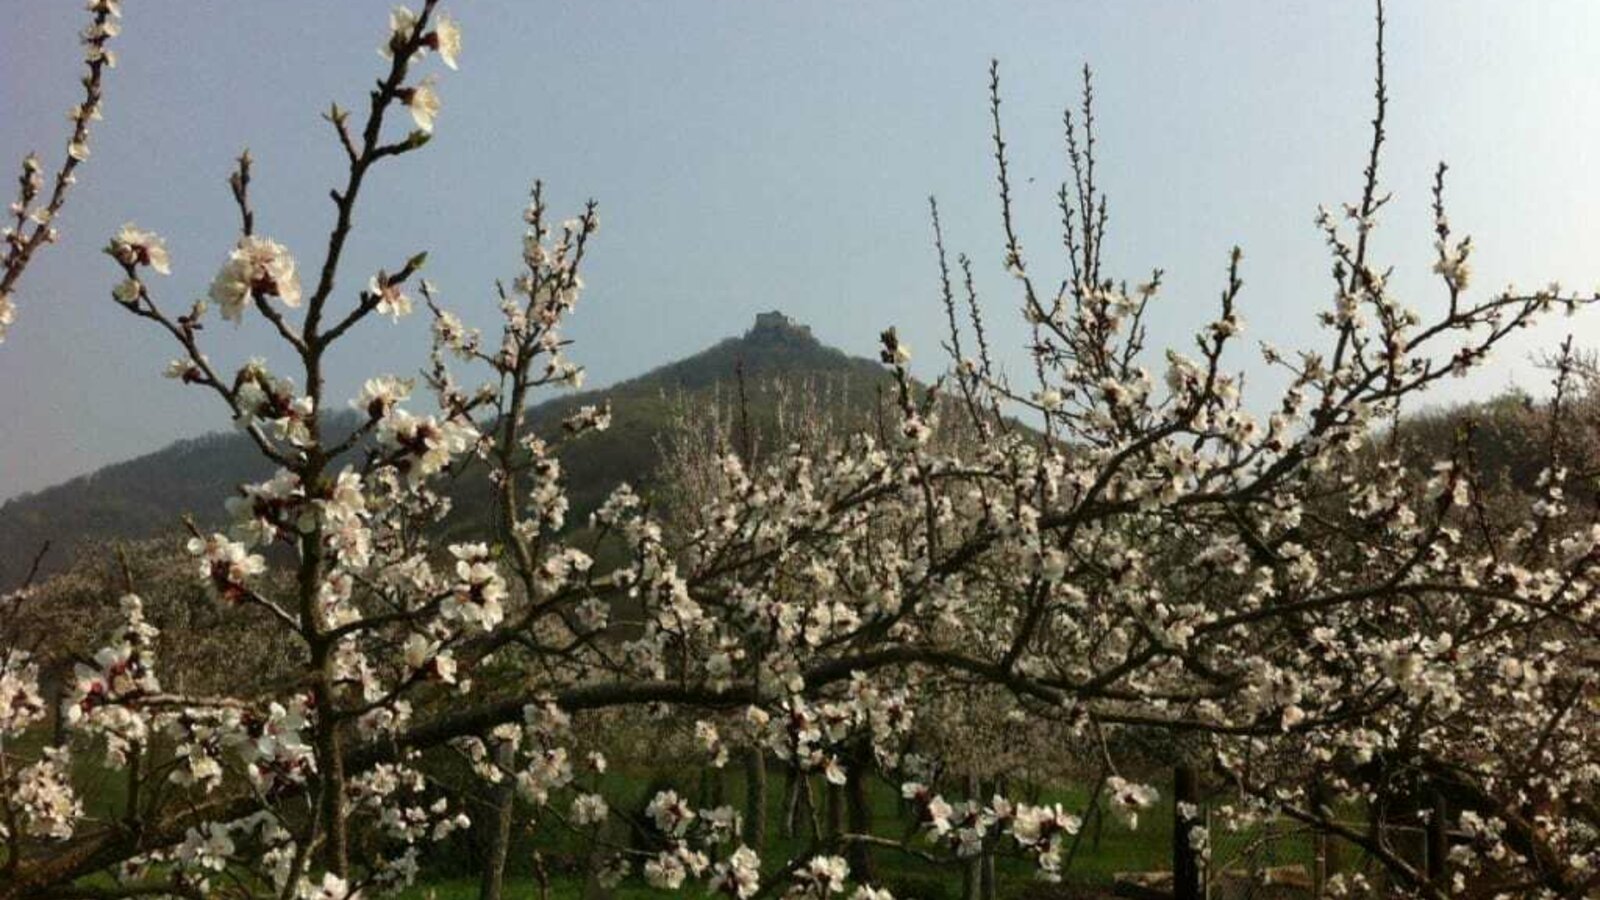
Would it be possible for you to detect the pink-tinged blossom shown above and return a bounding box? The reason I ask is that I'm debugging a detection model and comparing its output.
[9,749,82,840]
[646,789,696,837]
[401,77,440,134]
[708,846,761,898]
[209,236,302,321]
[187,533,267,603]
[793,855,850,896]
[445,542,507,630]
[368,274,413,320]
[430,13,462,69]
[106,223,170,274]
[570,792,609,826]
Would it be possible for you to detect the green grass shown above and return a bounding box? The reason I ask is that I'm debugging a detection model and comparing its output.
[15,742,1369,899]
[398,877,688,899]
[396,766,1174,899]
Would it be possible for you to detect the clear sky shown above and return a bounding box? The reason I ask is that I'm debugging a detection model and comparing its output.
[3,2,1599,500]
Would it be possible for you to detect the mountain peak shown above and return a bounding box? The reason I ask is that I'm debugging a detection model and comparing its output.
[0,313,891,578]
[745,311,817,346]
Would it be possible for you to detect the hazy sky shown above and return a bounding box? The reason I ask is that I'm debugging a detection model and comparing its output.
[4,2,1600,501]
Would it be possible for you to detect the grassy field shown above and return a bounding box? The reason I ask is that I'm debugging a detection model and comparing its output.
[15,741,1375,898]
[4,723,1172,897]
[396,766,1175,899]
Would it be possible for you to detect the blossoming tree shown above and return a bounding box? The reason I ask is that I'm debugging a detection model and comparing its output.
[5,3,1600,899]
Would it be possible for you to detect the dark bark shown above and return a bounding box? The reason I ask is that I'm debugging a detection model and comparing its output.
[478,740,517,900]
[744,748,769,850]
[1173,765,1202,900]
[844,745,875,883]
[962,773,981,900]
[781,764,801,839]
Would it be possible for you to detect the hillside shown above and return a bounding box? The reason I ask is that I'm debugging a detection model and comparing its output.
[0,312,893,581]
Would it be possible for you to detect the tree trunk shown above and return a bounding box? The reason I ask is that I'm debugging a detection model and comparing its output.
[1173,765,1202,900]
[781,764,801,839]
[979,778,997,899]
[962,773,981,900]
[980,845,997,900]
[744,748,768,850]
[803,775,822,841]
[826,779,844,839]
[1312,777,1337,893]
[699,764,728,810]
[478,739,517,900]
[50,672,68,747]
[844,746,875,883]
[312,673,349,878]
[1426,786,1449,886]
